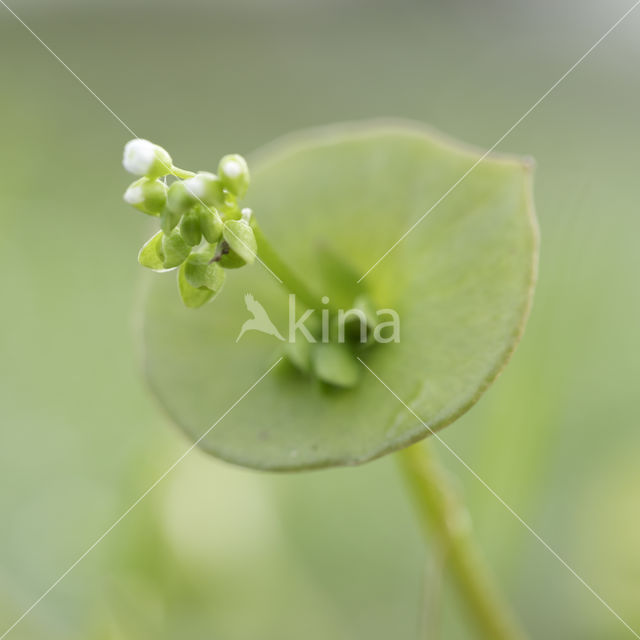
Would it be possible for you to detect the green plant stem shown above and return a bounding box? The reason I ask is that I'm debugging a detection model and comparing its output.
[397,443,526,640]
[252,221,333,311]
[170,166,196,179]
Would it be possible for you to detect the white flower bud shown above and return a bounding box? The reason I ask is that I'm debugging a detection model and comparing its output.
[123,177,167,216]
[183,173,211,199]
[123,183,145,205]
[218,154,250,198]
[183,171,225,207]
[123,138,173,178]
[221,159,242,178]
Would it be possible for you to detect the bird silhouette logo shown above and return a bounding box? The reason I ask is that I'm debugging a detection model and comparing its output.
[236,293,285,342]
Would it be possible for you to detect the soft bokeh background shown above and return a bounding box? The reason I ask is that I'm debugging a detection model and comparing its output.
[1,0,639,638]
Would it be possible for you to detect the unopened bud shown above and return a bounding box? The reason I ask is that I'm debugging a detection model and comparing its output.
[123,139,173,178]
[167,180,197,216]
[183,172,225,208]
[222,219,257,266]
[123,178,167,216]
[199,207,223,244]
[218,154,250,198]
[161,205,182,234]
[180,210,202,247]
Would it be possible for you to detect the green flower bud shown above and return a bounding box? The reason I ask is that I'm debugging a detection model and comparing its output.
[178,262,217,308]
[222,219,257,266]
[311,343,360,389]
[283,339,311,374]
[123,139,173,178]
[183,172,225,208]
[183,252,226,291]
[199,207,223,244]
[162,229,191,269]
[137,231,165,271]
[167,180,197,216]
[160,206,182,234]
[180,210,202,247]
[123,178,167,216]
[352,294,378,327]
[218,246,246,269]
[340,294,379,344]
[218,154,250,198]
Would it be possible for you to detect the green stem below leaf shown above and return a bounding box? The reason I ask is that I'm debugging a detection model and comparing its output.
[397,443,526,640]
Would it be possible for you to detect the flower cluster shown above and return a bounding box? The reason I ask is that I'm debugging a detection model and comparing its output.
[122,139,257,308]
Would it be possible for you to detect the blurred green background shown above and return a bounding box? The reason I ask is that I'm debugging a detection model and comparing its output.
[1,0,639,638]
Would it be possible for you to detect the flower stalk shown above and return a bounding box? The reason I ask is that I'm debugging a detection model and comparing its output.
[397,443,526,640]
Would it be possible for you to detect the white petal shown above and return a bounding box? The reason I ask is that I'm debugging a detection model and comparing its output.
[222,159,242,179]
[123,139,155,176]
[123,184,145,205]
[183,175,207,199]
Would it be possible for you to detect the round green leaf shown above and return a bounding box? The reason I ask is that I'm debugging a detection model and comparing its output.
[140,120,538,470]
[283,339,312,374]
[311,343,360,389]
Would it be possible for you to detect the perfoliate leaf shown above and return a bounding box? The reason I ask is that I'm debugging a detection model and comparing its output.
[283,339,312,374]
[316,244,363,310]
[141,121,538,470]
